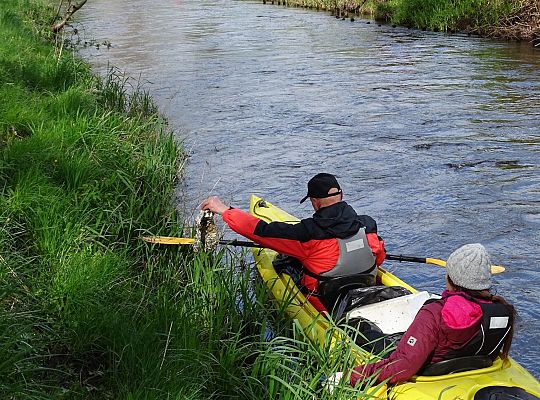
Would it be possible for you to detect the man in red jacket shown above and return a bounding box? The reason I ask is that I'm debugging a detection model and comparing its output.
[201,173,386,313]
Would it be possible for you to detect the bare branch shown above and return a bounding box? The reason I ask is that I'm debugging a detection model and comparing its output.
[51,0,88,33]
[54,0,66,22]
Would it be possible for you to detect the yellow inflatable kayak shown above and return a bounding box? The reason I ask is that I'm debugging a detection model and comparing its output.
[249,195,540,400]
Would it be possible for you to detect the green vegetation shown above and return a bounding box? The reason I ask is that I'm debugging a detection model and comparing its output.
[372,0,524,37]
[0,0,386,398]
[263,0,539,42]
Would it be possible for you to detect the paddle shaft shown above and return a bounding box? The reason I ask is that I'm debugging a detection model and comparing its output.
[141,236,262,248]
[385,254,445,267]
[218,239,262,248]
[385,254,428,264]
[386,253,505,274]
[142,236,504,273]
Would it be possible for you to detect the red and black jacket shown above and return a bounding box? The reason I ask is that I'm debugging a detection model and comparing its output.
[222,201,386,312]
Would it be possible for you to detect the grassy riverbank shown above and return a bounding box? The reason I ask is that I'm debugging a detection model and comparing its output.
[374,0,539,41]
[0,0,257,397]
[264,0,539,43]
[0,0,379,398]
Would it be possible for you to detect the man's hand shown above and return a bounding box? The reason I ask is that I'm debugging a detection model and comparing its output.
[201,196,229,215]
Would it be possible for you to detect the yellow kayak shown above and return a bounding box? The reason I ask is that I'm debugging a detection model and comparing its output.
[249,195,540,400]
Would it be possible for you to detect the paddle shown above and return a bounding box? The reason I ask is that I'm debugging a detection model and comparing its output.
[141,236,261,248]
[385,254,505,274]
[141,236,506,274]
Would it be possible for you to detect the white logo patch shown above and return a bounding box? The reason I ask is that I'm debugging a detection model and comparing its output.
[407,336,417,347]
[489,316,509,329]
[345,239,365,252]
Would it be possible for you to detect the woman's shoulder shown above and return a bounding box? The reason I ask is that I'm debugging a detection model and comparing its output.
[415,300,445,325]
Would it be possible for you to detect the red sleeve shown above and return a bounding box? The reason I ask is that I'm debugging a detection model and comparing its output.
[350,307,439,385]
[222,208,311,260]
[366,233,386,266]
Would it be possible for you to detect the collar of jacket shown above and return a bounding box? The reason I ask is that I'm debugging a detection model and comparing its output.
[308,201,362,239]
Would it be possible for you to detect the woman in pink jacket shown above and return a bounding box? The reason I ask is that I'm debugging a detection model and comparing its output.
[350,243,516,386]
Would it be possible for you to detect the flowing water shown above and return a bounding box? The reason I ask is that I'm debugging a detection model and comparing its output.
[77,0,540,378]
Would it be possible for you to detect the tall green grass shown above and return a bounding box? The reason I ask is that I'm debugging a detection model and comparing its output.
[259,0,536,41]
[376,0,520,34]
[1,0,389,398]
[1,0,256,396]
[253,320,390,399]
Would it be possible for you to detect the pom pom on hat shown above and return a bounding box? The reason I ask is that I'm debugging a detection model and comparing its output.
[446,243,492,290]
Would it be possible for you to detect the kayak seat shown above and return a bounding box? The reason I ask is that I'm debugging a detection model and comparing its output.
[417,355,493,376]
[272,254,303,283]
[474,386,539,400]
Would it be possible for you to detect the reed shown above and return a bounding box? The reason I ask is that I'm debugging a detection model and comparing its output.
[252,318,391,399]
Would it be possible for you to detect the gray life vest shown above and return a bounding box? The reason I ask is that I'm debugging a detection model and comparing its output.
[319,228,376,279]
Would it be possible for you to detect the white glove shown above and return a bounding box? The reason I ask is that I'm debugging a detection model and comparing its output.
[324,371,344,394]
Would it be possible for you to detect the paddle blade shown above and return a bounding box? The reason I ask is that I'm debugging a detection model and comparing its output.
[142,236,195,245]
[425,258,446,267]
[490,265,505,274]
[426,258,505,274]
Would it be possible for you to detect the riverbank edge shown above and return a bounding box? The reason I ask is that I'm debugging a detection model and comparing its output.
[1,0,385,398]
[0,0,187,396]
[259,0,539,45]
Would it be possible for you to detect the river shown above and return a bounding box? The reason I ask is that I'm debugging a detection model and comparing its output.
[76,0,540,378]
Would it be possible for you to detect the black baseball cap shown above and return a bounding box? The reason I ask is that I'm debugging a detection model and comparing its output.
[300,173,342,204]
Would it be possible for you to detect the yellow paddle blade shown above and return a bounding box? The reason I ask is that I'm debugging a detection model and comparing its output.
[490,265,506,274]
[425,258,447,267]
[426,258,505,274]
[142,236,196,245]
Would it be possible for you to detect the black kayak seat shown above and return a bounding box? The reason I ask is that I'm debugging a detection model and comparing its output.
[474,386,539,400]
[417,355,493,376]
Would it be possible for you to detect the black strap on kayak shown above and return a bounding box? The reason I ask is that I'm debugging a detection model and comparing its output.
[218,239,262,248]
[385,254,427,264]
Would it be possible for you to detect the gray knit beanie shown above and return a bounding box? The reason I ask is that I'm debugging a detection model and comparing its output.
[446,243,492,290]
